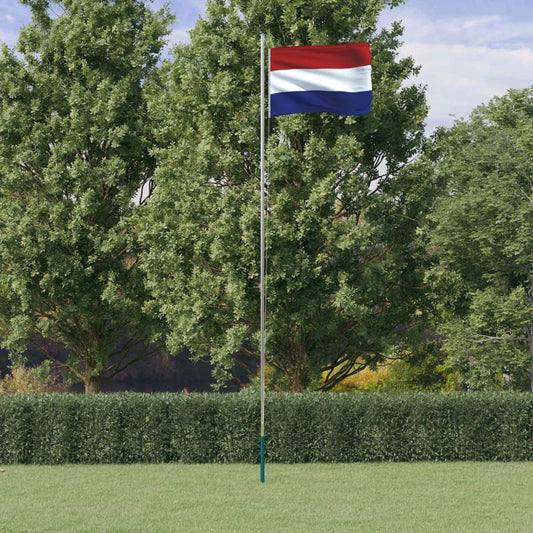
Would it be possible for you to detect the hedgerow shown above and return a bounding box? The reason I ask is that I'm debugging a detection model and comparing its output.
[0,392,532,464]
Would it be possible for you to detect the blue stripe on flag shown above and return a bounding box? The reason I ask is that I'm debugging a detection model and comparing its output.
[270,90,372,117]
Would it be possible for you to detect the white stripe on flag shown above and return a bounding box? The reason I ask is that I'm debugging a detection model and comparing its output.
[269,65,372,95]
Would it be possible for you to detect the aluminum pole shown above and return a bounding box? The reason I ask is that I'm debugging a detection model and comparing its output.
[259,33,266,484]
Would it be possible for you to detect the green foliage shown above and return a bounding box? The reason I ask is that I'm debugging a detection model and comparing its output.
[423,87,533,390]
[140,0,430,391]
[383,341,459,392]
[0,0,173,391]
[384,356,458,392]
[2,392,533,464]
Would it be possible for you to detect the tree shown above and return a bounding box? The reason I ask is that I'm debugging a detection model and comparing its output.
[0,0,172,392]
[424,88,533,390]
[140,0,429,391]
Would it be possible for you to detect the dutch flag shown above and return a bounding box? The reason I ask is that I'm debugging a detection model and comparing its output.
[269,43,372,118]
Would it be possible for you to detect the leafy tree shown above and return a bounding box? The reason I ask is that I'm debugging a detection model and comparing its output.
[140,0,429,391]
[424,88,533,390]
[0,0,172,392]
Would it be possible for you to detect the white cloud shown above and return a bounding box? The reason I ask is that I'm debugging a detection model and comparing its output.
[0,4,32,47]
[402,42,533,130]
[411,14,533,48]
[382,8,533,131]
[168,27,191,46]
[387,8,533,48]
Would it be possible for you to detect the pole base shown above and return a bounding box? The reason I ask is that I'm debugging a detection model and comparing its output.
[260,436,265,483]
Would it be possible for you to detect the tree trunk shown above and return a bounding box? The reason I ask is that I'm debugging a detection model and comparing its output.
[287,338,307,392]
[84,375,102,394]
[290,368,304,392]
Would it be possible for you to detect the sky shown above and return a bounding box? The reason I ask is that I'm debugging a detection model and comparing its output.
[0,0,532,132]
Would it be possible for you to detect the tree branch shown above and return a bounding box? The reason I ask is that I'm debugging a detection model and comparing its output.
[469,334,528,344]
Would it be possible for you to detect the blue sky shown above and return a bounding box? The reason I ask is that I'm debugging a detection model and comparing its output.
[1,0,532,132]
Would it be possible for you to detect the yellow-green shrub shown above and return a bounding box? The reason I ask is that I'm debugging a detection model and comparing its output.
[0,363,68,394]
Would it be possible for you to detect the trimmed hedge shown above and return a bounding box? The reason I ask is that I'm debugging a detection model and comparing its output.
[1,392,533,464]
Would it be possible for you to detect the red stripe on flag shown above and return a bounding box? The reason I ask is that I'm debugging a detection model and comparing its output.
[270,43,371,72]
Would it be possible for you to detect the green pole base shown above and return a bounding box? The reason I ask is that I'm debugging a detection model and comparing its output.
[260,436,265,483]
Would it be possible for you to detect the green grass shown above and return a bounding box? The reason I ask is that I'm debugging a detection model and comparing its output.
[1,463,533,532]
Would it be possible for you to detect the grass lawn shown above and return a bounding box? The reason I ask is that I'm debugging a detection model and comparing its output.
[1,462,533,532]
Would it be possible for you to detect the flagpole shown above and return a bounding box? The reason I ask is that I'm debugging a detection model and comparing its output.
[259,33,266,484]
